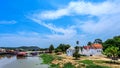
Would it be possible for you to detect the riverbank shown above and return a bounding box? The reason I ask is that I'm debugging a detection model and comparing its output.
[40,53,120,68]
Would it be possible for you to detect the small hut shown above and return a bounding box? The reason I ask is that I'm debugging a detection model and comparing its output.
[66,47,75,56]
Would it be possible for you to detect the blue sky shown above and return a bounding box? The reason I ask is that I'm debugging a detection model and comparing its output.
[0,0,120,48]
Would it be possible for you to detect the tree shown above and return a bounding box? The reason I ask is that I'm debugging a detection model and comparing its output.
[103,35,120,57]
[73,41,80,60]
[94,39,102,44]
[75,46,79,50]
[87,41,92,45]
[76,41,79,45]
[55,44,70,53]
[73,46,80,60]
[103,46,120,63]
[103,39,116,50]
[49,44,54,53]
[64,44,70,51]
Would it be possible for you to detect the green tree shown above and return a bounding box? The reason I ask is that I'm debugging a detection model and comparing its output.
[103,39,116,50]
[87,41,92,45]
[75,46,79,50]
[73,46,80,60]
[64,44,70,51]
[102,35,120,57]
[55,44,70,53]
[73,41,80,60]
[103,46,120,62]
[76,41,79,45]
[49,44,54,53]
[94,39,102,44]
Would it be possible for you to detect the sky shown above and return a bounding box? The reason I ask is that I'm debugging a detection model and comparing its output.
[0,0,120,48]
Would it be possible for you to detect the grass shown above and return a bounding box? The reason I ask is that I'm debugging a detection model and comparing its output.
[49,64,60,68]
[80,60,94,65]
[40,54,76,68]
[86,64,110,68]
[40,54,55,64]
[40,54,111,68]
[63,62,75,68]
[79,60,110,68]
[40,54,64,68]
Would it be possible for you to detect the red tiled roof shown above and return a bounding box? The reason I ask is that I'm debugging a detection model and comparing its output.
[91,44,103,49]
[83,43,102,49]
[83,46,91,49]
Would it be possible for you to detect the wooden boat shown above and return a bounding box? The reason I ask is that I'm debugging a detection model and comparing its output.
[17,52,27,57]
[30,52,38,56]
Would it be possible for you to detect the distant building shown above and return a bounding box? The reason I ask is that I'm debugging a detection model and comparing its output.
[0,48,6,52]
[81,44,103,56]
[66,43,103,56]
[66,46,75,56]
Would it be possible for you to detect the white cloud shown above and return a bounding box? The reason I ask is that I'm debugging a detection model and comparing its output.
[32,0,119,20]
[30,18,77,40]
[80,15,120,34]
[28,0,120,46]
[0,20,17,24]
[18,31,40,36]
[40,8,69,20]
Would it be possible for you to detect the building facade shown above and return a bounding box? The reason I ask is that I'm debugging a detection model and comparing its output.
[66,43,103,56]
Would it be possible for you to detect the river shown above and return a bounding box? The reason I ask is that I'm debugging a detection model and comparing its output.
[0,55,49,68]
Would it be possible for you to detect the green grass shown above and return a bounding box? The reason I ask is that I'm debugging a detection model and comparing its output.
[63,62,75,68]
[79,60,110,68]
[40,54,55,64]
[40,54,111,68]
[86,64,110,68]
[80,60,94,65]
[49,64,60,68]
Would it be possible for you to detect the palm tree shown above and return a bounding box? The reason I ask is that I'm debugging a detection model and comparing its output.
[73,41,80,60]
[76,41,79,45]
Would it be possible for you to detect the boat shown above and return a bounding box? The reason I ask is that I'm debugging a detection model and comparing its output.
[30,52,38,56]
[17,52,27,57]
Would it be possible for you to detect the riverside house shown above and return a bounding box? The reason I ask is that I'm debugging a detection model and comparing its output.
[66,43,103,56]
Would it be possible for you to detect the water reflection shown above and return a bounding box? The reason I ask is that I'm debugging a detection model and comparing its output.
[16,56,27,59]
[0,55,49,68]
[0,54,14,59]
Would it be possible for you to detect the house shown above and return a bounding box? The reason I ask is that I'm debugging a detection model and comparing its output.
[81,44,103,56]
[66,46,75,56]
[66,43,103,56]
[0,48,6,52]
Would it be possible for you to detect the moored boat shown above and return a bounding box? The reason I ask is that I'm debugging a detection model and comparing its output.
[17,52,27,57]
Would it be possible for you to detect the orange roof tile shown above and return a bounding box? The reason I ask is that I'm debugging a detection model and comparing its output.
[83,44,102,49]
[91,44,103,49]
